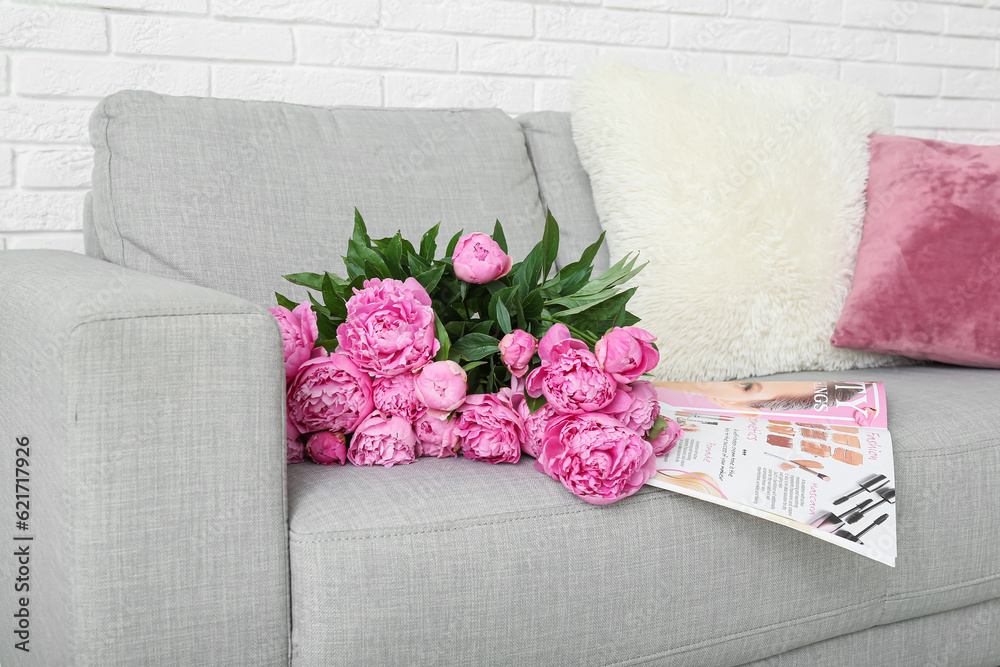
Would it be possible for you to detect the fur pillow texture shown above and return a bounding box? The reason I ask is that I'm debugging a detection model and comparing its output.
[572,60,903,381]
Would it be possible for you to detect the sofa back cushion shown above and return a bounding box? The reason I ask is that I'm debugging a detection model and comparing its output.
[517,111,609,274]
[89,91,546,307]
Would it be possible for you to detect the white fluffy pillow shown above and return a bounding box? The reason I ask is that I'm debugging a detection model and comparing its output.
[572,60,902,381]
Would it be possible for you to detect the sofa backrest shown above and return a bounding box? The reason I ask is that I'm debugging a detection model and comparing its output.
[88,91,546,307]
[516,111,608,274]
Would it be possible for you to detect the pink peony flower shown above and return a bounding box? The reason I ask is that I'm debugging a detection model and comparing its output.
[515,399,558,458]
[414,360,468,412]
[306,431,347,466]
[603,381,660,434]
[498,329,537,378]
[336,277,440,377]
[269,301,324,383]
[525,337,617,415]
[452,232,513,284]
[414,413,457,458]
[450,393,524,464]
[536,412,655,505]
[348,412,417,467]
[287,416,305,464]
[287,354,374,435]
[537,323,571,365]
[373,373,425,423]
[649,418,683,457]
[595,327,659,384]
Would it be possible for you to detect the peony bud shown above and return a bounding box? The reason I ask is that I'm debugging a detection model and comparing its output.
[414,361,468,412]
[498,329,537,378]
[451,233,513,284]
[306,431,347,466]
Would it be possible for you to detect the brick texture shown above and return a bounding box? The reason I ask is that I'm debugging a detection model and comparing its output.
[17,148,93,188]
[16,55,210,98]
[0,0,998,249]
[0,147,12,187]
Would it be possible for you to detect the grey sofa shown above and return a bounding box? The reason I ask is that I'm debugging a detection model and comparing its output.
[1,91,999,667]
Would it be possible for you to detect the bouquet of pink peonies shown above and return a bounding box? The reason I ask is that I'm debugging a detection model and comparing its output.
[271,210,683,504]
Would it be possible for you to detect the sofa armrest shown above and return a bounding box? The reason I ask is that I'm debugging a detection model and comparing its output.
[0,251,289,666]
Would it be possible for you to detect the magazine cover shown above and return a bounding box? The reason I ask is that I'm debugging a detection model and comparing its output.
[648,381,897,566]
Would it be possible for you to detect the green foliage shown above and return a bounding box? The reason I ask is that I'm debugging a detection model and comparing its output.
[281,208,646,395]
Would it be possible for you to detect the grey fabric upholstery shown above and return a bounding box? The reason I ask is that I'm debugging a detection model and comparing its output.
[0,250,289,667]
[517,111,610,274]
[740,596,1000,667]
[82,191,106,261]
[287,364,1000,666]
[90,91,546,308]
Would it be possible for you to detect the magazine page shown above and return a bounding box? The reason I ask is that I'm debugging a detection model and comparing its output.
[648,381,897,566]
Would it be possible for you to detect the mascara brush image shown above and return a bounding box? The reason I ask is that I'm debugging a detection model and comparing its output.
[833,474,888,505]
[763,452,830,481]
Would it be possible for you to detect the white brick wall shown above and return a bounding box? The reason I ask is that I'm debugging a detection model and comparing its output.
[1,0,999,251]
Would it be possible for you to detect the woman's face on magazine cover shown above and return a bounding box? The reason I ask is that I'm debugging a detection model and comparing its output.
[684,381,811,408]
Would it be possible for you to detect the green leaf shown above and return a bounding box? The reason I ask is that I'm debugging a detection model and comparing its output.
[571,254,645,298]
[274,292,298,310]
[462,360,487,373]
[436,278,462,306]
[452,332,501,361]
[434,314,451,362]
[556,287,638,321]
[525,393,548,414]
[407,251,432,275]
[400,238,418,262]
[546,290,617,314]
[611,301,629,329]
[646,415,669,441]
[445,321,467,339]
[349,239,390,278]
[383,233,403,273]
[492,219,508,254]
[471,320,494,334]
[510,289,527,330]
[621,310,642,327]
[282,272,325,290]
[495,300,512,334]
[521,289,543,321]
[352,208,371,247]
[344,259,365,281]
[555,266,592,297]
[488,286,518,335]
[445,229,464,260]
[420,223,440,261]
[316,339,338,353]
[314,314,338,344]
[365,260,389,281]
[307,291,329,316]
[322,272,348,320]
[556,231,605,282]
[515,243,543,298]
[414,263,446,294]
[541,209,560,283]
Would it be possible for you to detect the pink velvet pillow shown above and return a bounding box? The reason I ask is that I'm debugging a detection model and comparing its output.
[832,134,1000,367]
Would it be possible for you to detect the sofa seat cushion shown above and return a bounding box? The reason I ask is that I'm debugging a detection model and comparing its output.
[90,92,546,307]
[287,365,1000,667]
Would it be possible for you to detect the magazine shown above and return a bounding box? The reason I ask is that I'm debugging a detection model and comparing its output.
[648,380,896,566]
